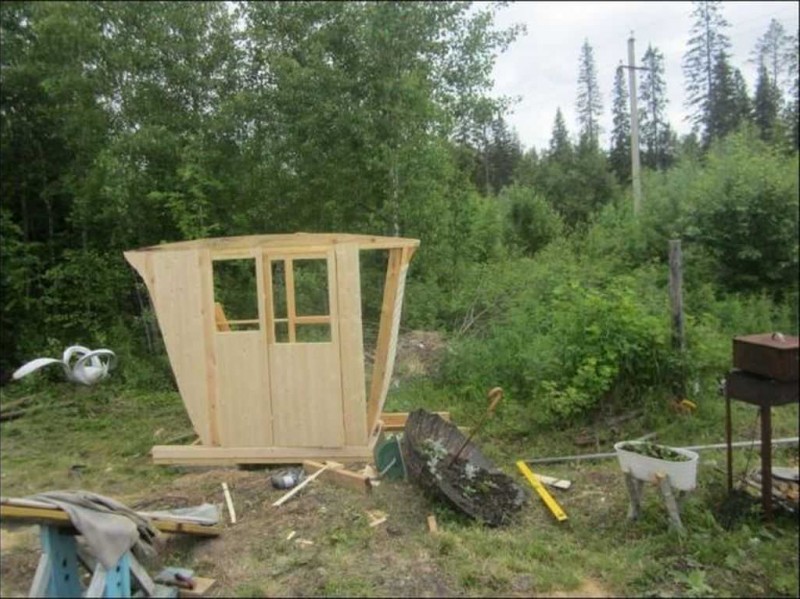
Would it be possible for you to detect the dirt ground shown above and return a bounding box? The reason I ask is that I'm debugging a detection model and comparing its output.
[0,464,617,598]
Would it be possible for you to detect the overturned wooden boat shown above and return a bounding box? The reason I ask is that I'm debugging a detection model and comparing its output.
[401,409,527,526]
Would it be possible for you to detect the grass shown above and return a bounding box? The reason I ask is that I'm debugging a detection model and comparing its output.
[1,373,798,598]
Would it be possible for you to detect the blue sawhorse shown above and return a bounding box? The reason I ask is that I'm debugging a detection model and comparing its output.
[29,524,177,598]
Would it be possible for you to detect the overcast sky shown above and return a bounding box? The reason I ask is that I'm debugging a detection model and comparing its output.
[490,1,799,152]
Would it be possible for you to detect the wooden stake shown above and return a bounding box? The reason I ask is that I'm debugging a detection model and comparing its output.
[427,515,438,534]
[668,239,685,352]
[221,483,236,524]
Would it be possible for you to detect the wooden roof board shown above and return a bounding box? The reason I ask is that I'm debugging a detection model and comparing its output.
[125,233,420,254]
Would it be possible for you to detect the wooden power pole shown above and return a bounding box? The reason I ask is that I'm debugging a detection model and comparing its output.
[620,33,645,215]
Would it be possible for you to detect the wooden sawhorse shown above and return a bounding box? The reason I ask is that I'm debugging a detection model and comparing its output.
[28,524,175,598]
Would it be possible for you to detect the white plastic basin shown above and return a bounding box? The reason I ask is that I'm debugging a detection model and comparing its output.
[614,441,699,491]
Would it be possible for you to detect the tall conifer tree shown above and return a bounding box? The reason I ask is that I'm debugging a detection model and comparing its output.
[683,1,731,140]
[609,64,631,183]
[576,39,602,145]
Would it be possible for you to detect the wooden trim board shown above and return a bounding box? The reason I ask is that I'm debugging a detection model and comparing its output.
[379,411,450,431]
[303,460,371,494]
[127,233,420,254]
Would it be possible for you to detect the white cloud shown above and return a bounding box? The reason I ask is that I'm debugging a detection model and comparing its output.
[491,1,800,152]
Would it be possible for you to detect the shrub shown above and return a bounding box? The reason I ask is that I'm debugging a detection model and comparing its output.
[499,184,564,257]
[441,246,680,427]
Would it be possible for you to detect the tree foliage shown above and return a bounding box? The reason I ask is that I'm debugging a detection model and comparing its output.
[683,0,731,140]
[640,44,674,170]
[706,50,751,143]
[609,64,631,183]
[576,39,602,145]
[0,1,521,370]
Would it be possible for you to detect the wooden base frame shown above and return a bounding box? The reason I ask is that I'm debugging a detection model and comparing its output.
[151,412,452,466]
[151,444,376,465]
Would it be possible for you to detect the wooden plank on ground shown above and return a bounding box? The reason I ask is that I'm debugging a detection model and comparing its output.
[178,577,217,597]
[303,460,372,494]
[0,503,221,537]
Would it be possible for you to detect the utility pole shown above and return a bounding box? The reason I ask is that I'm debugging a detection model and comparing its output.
[619,33,647,215]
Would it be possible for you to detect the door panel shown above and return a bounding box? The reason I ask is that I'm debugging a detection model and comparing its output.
[265,250,345,447]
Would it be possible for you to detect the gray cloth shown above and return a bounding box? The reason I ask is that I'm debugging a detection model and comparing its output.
[27,490,159,569]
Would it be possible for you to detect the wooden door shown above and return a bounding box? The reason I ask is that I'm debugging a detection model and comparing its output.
[264,250,346,447]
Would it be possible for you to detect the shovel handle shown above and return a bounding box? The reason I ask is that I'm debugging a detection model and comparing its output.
[487,387,503,413]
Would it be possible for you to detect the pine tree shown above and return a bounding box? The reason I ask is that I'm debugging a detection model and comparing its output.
[751,19,791,99]
[609,64,631,183]
[576,39,602,145]
[549,108,573,162]
[639,44,670,169]
[753,63,782,144]
[783,34,799,150]
[683,1,731,138]
[707,50,751,142]
[484,116,523,195]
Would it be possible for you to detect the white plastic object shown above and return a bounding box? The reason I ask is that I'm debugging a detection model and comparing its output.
[12,345,117,386]
[614,441,699,491]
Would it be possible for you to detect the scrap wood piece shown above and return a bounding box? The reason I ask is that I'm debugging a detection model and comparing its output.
[303,460,372,494]
[162,430,198,445]
[0,497,221,537]
[379,411,451,432]
[273,465,330,507]
[221,483,236,524]
[179,576,216,598]
[0,394,41,413]
[0,400,77,423]
[427,514,438,534]
[366,510,387,527]
[534,473,572,491]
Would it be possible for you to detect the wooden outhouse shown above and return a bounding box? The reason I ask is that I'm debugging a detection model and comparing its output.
[124,233,419,465]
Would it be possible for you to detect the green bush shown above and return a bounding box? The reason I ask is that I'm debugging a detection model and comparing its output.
[499,184,564,257]
[440,244,680,427]
[637,130,799,299]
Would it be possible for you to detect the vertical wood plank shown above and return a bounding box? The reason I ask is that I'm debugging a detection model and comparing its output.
[286,258,296,342]
[263,254,276,345]
[366,247,410,432]
[147,250,212,445]
[199,249,220,446]
[256,251,275,445]
[335,244,368,446]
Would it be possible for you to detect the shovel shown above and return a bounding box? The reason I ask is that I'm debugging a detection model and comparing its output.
[447,387,503,468]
